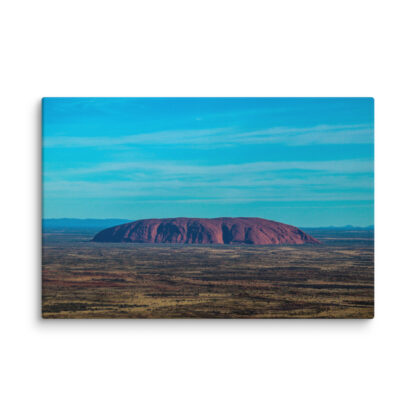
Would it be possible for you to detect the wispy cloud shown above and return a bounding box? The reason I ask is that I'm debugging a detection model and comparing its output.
[44,158,373,202]
[47,159,373,178]
[43,128,231,148]
[44,178,373,202]
[233,124,373,145]
[43,124,373,148]
[42,98,374,224]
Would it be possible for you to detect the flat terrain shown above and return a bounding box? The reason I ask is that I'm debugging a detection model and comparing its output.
[42,229,374,318]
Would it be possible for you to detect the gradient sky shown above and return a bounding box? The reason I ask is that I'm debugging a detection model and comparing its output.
[42,97,374,227]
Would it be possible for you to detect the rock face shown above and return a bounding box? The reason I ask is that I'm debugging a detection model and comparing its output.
[93,217,319,245]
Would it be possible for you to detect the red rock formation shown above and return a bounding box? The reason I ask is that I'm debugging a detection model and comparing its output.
[93,217,320,245]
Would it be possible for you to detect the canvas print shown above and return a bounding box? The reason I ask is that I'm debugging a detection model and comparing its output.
[42,98,374,318]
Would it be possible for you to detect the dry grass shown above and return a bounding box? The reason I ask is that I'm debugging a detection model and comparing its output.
[42,229,374,318]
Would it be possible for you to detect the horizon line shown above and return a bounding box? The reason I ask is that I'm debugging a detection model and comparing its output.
[42,217,374,228]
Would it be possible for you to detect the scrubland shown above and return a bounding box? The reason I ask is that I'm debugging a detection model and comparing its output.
[42,229,374,318]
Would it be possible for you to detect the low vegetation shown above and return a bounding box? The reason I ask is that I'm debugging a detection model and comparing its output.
[42,229,374,318]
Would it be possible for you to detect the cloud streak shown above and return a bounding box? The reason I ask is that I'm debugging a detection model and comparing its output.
[44,178,373,201]
[43,124,373,148]
[44,158,373,202]
[47,159,374,178]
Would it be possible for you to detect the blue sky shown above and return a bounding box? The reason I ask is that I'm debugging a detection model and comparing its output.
[42,98,374,226]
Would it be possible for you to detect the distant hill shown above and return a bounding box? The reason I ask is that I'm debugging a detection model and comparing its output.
[43,218,131,231]
[303,225,374,231]
[92,217,320,245]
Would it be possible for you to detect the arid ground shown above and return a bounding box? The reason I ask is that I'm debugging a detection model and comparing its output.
[42,229,374,318]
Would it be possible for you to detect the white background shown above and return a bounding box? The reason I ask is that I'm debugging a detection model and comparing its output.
[1,1,415,415]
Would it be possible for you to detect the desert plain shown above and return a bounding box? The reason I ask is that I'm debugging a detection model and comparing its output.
[42,228,374,318]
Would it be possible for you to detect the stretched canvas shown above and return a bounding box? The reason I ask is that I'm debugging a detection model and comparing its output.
[42,98,374,318]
